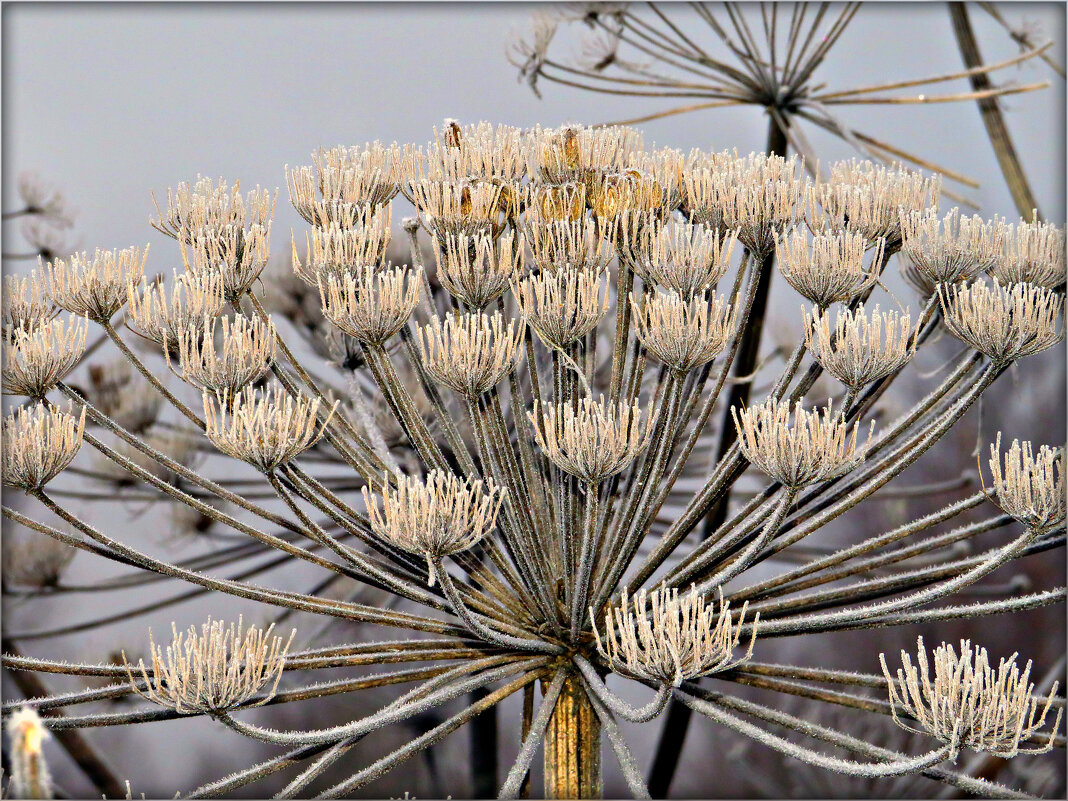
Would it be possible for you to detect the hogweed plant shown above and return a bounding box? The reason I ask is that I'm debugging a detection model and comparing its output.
[0,121,1065,799]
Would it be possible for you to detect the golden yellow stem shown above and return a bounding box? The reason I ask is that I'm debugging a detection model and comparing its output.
[543,673,602,799]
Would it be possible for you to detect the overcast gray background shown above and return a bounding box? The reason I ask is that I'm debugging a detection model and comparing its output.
[2,3,1066,798]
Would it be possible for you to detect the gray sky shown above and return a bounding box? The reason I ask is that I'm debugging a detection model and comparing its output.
[3,1,1065,251]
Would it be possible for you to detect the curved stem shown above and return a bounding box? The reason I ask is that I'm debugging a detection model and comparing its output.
[573,655,671,723]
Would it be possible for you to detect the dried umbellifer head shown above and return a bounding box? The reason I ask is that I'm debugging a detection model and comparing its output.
[803,303,916,390]
[990,217,1066,290]
[987,433,1065,534]
[2,403,86,492]
[2,316,88,399]
[126,270,226,356]
[151,176,276,241]
[180,223,271,301]
[900,207,1008,287]
[881,637,1062,758]
[3,271,56,331]
[44,245,149,323]
[512,264,609,350]
[416,310,523,398]
[363,469,506,585]
[126,617,294,715]
[318,264,422,346]
[632,289,737,373]
[434,230,526,309]
[776,227,880,308]
[290,207,392,286]
[172,314,277,394]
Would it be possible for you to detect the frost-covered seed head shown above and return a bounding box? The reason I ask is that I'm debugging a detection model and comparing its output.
[415,120,528,184]
[290,207,392,286]
[630,221,737,299]
[416,311,524,397]
[151,176,275,241]
[126,617,294,714]
[530,395,649,483]
[776,227,880,307]
[901,208,1009,286]
[990,217,1066,289]
[2,403,85,491]
[3,271,56,331]
[594,585,757,686]
[523,182,588,225]
[525,218,613,272]
[126,270,226,355]
[434,230,526,309]
[5,706,53,800]
[44,246,148,322]
[529,123,643,185]
[363,469,506,585]
[632,290,737,373]
[318,265,422,345]
[987,434,1065,533]
[286,143,407,222]
[181,223,271,300]
[203,386,330,472]
[803,303,916,389]
[409,179,513,240]
[174,314,277,394]
[881,637,1062,758]
[733,398,873,487]
[512,264,609,349]
[2,317,88,398]
[937,279,1063,364]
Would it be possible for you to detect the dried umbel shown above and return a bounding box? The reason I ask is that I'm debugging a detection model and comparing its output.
[513,264,609,349]
[416,311,523,397]
[181,223,271,300]
[126,270,226,355]
[318,265,422,345]
[523,182,587,225]
[410,179,511,240]
[593,585,757,686]
[901,208,1009,286]
[881,637,1062,758]
[2,271,55,331]
[630,221,737,299]
[531,395,649,483]
[733,398,872,487]
[937,279,1064,364]
[5,706,54,800]
[530,123,643,185]
[991,217,1066,289]
[126,618,294,715]
[434,230,526,309]
[632,290,737,373]
[2,404,86,491]
[632,145,687,212]
[363,470,506,585]
[2,534,76,589]
[203,386,329,472]
[2,316,88,398]
[776,227,880,307]
[812,160,942,248]
[286,143,407,222]
[525,217,613,272]
[987,434,1065,533]
[44,245,148,322]
[85,360,163,434]
[588,170,665,225]
[803,303,916,390]
[173,314,277,394]
[151,176,276,241]
[418,120,528,184]
[290,207,392,285]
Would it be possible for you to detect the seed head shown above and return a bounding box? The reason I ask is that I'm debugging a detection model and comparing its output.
[6,706,54,800]
[588,170,665,225]
[530,123,643,185]
[987,433,1065,533]
[2,403,86,491]
[513,265,609,349]
[44,246,148,322]
[881,637,1062,757]
[85,360,163,433]
[937,279,1063,364]
[152,176,276,241]
[732,398,873,487]
[286,143,407,223]
[2,316,88,398]
[3,271,56,331]
[530,395,649,483]
[991,217,1066,289]
[173,314,277,394]
[318,265,422,345]
[631,145,687,212]
[126,617,294,715]
[416,311,524,397]
[901,208,1009,286]
[523,182,588,225]
[415,120,528,184]
[776,227,880,307]
[631,222,737,299]
[3,534,76,589]
[811,160,941,248]
[632,290,737,373]
[526,218,613,272]
[803,303,916,389]
[593,585,757,686]
[126,270,226,355]
[433,230,526,309]
[18,171,73,226]
[203,386,330,472]
[410,179,513,240]
[363,469,506,585]
[181,224,271,301]
[291,206,392,286]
